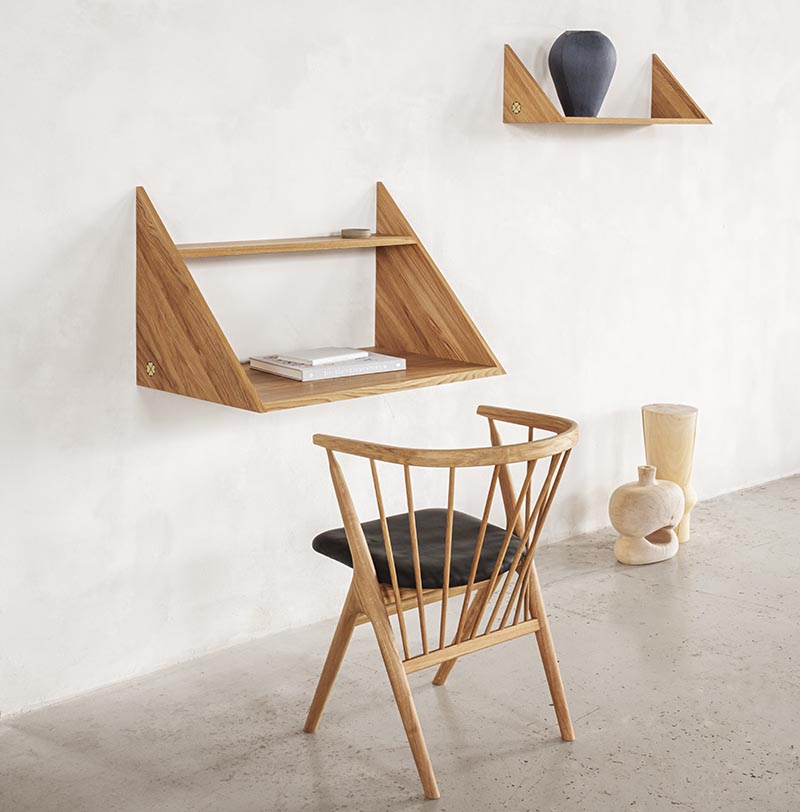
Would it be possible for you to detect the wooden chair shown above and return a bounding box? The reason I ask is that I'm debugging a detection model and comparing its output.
[304,405,579,799]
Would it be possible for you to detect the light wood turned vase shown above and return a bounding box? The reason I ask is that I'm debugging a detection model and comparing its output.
[642,403,698,543]
[609,465,685,566]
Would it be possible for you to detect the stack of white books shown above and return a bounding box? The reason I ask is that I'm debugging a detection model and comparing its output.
[249,347,406,382]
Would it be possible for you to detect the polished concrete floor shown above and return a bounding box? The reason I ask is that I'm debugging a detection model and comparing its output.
[2,476,798,812]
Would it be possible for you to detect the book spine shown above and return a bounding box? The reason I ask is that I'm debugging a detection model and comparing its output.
[249,364,302,380]
[278,352,368,366]
[304,361,405,381]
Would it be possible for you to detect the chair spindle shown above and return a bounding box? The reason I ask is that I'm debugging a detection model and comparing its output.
[404,465,428,655]
[439,468,456,650]
[370,459,410,659]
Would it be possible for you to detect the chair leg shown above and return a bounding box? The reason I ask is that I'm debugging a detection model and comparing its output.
[432,586,486,686]
[359,582,440,800]
[304,583,360,734]
[528,565,575,741]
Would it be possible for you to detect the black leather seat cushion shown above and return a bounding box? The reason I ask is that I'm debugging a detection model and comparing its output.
[312,508,520,589]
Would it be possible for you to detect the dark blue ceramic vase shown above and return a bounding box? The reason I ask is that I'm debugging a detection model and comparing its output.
[548,31,617,117]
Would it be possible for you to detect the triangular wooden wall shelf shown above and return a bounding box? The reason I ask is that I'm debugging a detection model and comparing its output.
[136,184,504,413]
[503,44,710,125]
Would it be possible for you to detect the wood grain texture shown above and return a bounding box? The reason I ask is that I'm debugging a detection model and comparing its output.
[490,420,525,538]
[439,468,456,649]
[137,185,503,413]
[370,459,410,658]
[354,579,492,627]
[609,465,683,565]
[361,583,440,800]
[307,407,578,797]
[503,45,710,126]
[246,350,501,413]
[560,116,707,125]
[651,54,710,122]
[375,183,503,369]
[503,43,562,123]
[135,188,263,412]
[431,585,488,685]
[177,234,416,258]
[303,584,361,733]
[403,619,540,675]
[642,404,698,543]
[403,465,429,655]
[313,408,578,468]
[528,563,575,741]
[324,451,440,800]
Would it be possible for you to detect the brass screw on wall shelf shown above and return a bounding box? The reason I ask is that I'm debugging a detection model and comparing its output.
[146,362,156,377]
[511,101,522,114]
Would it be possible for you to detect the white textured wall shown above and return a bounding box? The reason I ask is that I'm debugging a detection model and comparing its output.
[2,0,798,716]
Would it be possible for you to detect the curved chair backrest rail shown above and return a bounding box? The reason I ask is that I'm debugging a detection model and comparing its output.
[314,406,579,468]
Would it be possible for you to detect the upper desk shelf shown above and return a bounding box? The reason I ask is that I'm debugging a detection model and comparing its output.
[503,44,711,126]
[177,233,417,258]
[136,183,504,413]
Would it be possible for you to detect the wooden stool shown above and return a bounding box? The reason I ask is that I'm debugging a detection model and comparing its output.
[641,404,698,542]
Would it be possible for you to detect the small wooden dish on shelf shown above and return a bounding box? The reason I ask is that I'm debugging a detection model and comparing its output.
[503,44,710,126]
